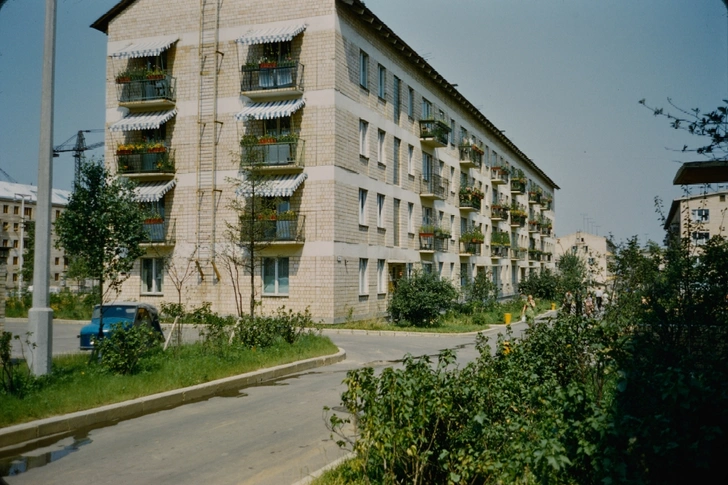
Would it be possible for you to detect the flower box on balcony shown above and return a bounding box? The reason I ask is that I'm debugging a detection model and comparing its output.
[144,218,164,224]
[116,76,132,84]
[259,62,277,69]
[258,137,277,145]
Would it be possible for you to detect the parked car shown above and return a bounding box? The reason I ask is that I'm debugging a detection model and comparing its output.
[79,302,164,350]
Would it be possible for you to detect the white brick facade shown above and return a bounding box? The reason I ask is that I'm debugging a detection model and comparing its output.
[93,0,558,322]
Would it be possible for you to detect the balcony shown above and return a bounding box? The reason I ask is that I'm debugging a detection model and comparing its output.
[459,241,482,256]
[510,178,526,194]
[528,220,540,233]
[458,144,483,169]
[490,205,509,221]
[243,215,305,245]
[490,244,509,259]
[419,174,448,200]
[511,247,528,261]
[540,224,553,237]
[528,249,542,261]
[528,190,543,205]
[491,166,509,185]
[510,210,527,228]
[240,138,305,171]
[419,225,450,253]
[419,119,450,147]
[458,187,483,212]
[116,75,176,109]
[142,218,176,246]
[240,62,304,99]
[117,149,175,177]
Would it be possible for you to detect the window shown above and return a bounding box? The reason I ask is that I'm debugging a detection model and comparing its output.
[423,206,433,226]
[407,87,414,118]
[359,120,369,158]
[393,137,401,185]
[691,231,710,246]
[13,206,18,215]
[262,257,289,295]
[264,116,292,137]
[141,258,164,294]
[359,50,369,88]
[450,119,456,145]
[422,152,432,180]
[12,240,18,248]
[13,223,18,232]
[691,208,709,223]
[1,222,7,231]
[438,262,444,278]
[377,259,386,293]
[54,257,60,266]
[12,273,17,282]
[393,199,400,246]
[408,202,414,233]
[359,189,368,225]
[393,76,401,122]
[378,64,386,99]
[359,258,369,295]
[377,129,385,164]
[407,145,414,175]
[377,193,385,228]
[2,205,7,214]
[12,256,18,265]
[460,262,468,287]
[54,273,60,282]
[721,195,726,202]
[450,215,455,237]
[55,210,60,219]
[1,239,6,247]
[24,207,31,218]
[422,98,432,120]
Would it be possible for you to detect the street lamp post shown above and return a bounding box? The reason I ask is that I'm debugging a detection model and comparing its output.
[14,194,30,294]
[29,0,57,376]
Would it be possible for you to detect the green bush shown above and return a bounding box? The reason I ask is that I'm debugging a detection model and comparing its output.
[518,268,559,300]
[97,323,163,375]
[388,271,458,327]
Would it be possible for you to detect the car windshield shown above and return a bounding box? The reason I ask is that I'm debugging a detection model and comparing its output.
[92,306,137,320]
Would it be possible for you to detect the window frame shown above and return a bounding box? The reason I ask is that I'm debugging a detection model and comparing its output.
[262,257,290,296]
[377,193,385,228]
[359,119,369,158]
[377,129,386,165]
[378,63,386,99]
[140,257,164,295]
[359,258,369,295]
[359,50,369,89]
[377,259,386,294]
[359,188,368,226]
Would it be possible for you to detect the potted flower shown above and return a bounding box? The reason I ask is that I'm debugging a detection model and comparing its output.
[435,227,451,239]
[419,223,436,236]
[144,212,164,224]
[257,208,278,221]
[258,56,277,69]
[146,67,166,80]
[462,227,485,244]
[258,135,277,144]
[116,143,134,155]
[278,209,297,221]
[278,54,295,68]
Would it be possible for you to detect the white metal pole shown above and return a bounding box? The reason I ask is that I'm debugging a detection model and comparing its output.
[29,0,56,376]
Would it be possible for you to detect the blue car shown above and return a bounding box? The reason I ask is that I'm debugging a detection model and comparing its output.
[79,302,164,350]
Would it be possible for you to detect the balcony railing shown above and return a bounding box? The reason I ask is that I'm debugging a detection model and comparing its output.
[240,140,305,170]
[511,247,528,261]
[240,62,304,95]
[458,144,483,169]
[459,241,482,256]
[116,76,176,105]
[511,178,526,194]
[490,245,509,258]
[419,173,448,200]
[528,190,542,205]
[491,205,509,221]
[458,192,482,211]
[419,119,450,147]
[143,218,176,245]
[510,211,527,227]
[491,166,509,185]
[245,215,305,243]
[117,150,175,175]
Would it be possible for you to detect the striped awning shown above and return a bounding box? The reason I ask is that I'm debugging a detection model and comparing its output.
[109,109,177,132]
[111,36,179,59]
[236,173,307,198]
[134,180,176,203]
[234,99,305,122]
[236,24,307,45]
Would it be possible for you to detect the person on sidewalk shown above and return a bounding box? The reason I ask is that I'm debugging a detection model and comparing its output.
[522,294,537,324]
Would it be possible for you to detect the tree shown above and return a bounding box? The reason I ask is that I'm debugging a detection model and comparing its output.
[54,159,147,338]
[639,98,728,159]
[222,135,279,318]
[388,270,458,327]
[21,220,34,287]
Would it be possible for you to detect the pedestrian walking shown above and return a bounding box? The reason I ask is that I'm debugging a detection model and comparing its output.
[595,288,603,311]
[585,293,594,317]
[563,291,574,315]
[522,294,537,324]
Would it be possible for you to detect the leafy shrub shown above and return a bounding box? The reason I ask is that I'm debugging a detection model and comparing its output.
[97,323,163,375]
[234,307,315,348]
[1,331,38,397]
[461,270,497,312]
[518,267,559,300]
[388,271,458,327]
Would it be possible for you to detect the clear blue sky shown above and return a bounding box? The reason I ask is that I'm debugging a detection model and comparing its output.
[0,0,726,244]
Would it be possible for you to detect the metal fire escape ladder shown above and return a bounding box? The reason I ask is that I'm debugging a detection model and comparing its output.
[196,0,224,281]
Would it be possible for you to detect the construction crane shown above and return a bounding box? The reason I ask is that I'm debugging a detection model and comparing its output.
[53,130,105,186]
[0,166,18,183]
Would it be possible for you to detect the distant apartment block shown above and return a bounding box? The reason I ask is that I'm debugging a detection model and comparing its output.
[92,0,559,322]
[0,181,70,292]
[664,190,727,248]
[554,231,613,288]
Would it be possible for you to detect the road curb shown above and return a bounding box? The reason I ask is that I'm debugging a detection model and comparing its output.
[0,348,347,453]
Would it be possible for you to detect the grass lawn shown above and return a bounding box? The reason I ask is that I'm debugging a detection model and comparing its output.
[318,299,555,333]
[0,333,338,428]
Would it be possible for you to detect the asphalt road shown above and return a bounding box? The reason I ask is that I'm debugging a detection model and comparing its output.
[2,321,529,485]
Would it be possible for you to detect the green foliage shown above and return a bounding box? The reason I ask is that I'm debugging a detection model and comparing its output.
[5,289,98,319]
[460,270,497,312]
[21,220,34,285]
[97,323,163,375]
[387,271,458,327]
[0,331,37,397]
[54,159,147,302]
[327,234,728,484]
[518,268,559,300]
[234,307,314,348]
[557,252,588,296]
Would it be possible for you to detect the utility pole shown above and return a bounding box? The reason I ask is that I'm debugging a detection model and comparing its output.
[29,0,56,376]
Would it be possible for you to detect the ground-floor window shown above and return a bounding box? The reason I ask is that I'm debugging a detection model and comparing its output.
[141,258,164,294]
[263,257,289,295]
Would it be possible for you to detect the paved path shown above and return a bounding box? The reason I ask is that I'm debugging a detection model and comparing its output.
[1,318,540,484]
